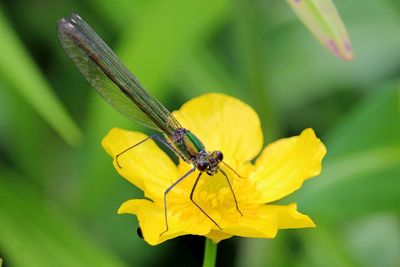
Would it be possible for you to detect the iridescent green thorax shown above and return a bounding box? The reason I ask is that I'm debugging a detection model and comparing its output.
[170,128,205,162]
[169,128,222,175]
[184,131,205,155]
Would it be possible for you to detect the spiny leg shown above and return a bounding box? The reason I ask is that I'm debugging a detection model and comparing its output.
[116,134,179,168]
[220,169,243,216]
[160,167,197,236]
[190,173,222,230]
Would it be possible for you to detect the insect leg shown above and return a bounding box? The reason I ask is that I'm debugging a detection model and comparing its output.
[116,134,179,168]
[160,167,197,236]
[220,169,243,216]
[190,173,222,230]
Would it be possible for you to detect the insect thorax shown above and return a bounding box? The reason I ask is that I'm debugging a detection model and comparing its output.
[170,128,205,162]
[170,128,223,175]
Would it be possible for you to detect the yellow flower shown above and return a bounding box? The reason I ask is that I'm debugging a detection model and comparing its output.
[102,93,327,245]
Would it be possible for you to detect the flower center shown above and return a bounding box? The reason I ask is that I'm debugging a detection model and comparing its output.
[170,164,249,225]
[195,172,241,217]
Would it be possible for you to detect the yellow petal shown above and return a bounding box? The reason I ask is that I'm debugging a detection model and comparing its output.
[250,128,326,203]
[206,230,233,244]
[102,128,178,202]
[173,93,263,167]
[220,203,314,238]
[274,203,315,229]
[119,199,211,245]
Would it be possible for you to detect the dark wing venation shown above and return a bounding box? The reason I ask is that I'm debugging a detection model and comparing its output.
[58,20,159,131]
[57,13,181,134]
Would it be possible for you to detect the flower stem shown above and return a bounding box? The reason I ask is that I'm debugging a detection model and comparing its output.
[203,238,217,267]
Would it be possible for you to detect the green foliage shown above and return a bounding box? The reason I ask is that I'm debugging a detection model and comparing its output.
[293,83,400,222]
[0,166,127,267]
[0,9,81,146]
[0,0,399,266]
[287,0,353,60]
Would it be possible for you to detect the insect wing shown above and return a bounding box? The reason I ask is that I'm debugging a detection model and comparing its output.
[57,13,181,133]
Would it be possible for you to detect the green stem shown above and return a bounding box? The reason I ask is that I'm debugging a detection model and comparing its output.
[235,0,281,142]
[203,238,217,267]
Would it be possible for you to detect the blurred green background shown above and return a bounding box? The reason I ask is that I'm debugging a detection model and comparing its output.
[0,0,399,266]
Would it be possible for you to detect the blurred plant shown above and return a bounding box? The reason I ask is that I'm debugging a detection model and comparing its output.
[0,9,82,145]
[287,0,353,60]
[0,0,399,266]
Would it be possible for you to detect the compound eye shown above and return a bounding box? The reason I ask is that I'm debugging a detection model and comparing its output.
[197,161,208,172]
[215,151,223,162]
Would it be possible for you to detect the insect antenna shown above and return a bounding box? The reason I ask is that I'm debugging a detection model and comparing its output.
[222,161,245,179]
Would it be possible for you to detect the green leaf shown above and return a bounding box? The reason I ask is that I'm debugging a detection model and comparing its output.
[291,82,400,222]
[300,226,361,267]
[344,214,400,267]
[266,0,400,110]
[0,80,47,181]
[0,165,128,267]
[117,0,230,94]
[0,8,82,146]
[178,48,239,98]
[287,0,353,60]
[234,0,281,141]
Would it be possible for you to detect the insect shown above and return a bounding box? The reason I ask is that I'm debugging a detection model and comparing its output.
[58,13,242,235]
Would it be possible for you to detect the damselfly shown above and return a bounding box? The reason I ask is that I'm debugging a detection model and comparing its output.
[57,13,242,235]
